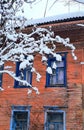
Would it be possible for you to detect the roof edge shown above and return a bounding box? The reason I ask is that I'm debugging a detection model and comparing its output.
[24,11,84,27]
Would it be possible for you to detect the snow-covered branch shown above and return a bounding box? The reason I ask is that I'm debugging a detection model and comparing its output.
[72,0,84,4]
[0,0,77,93]
[77,24,84,27]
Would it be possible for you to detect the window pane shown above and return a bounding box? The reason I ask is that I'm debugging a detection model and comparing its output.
[48,123,63,130]
[19,71,24,86]
[13,112,28,130]
[0,66,2,86]
[46,53,67,87]
[0,74,2,86]
[48,113,63,122]
[47,113,63,130]
[51,61,64,68]
[50,74,57,85]
[18,68,31,86]
[14,112,28,120]
[50,60,64,85]
[49,123,55,130]
[56,61,64,67]
[58,68,64,84]
[26,68,31,83]
[50,68,64,85]
[15,62,32,88]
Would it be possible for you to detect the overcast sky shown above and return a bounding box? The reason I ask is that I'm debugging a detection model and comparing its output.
[18,0,84,19]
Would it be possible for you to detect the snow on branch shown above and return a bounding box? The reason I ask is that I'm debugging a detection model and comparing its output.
[72,0,84,4]
[0,69,40,93]
[0,0,77,94]
[77,24,84,27]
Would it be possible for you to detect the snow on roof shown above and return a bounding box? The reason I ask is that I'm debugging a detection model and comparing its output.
[25,11,84,26]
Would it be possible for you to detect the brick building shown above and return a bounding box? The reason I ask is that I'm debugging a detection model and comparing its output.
[0,13,84,130]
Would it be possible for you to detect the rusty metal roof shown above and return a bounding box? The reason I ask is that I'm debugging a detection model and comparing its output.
[25,11,84,26]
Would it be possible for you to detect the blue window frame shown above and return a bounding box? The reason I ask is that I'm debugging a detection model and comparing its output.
[44,106,66,130]
[46,53,67,87]
[14,62,32,88]
[0,66,3,87]
[10,106,31,130]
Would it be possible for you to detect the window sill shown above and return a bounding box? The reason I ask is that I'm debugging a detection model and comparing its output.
[45,84,67,88]
[14,86,30,88]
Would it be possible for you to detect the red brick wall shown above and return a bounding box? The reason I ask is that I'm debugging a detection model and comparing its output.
[0,20,84,130]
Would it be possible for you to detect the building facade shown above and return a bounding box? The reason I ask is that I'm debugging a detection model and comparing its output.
[0,15,84,130]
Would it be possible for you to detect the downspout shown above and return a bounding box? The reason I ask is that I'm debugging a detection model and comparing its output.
[82,84,84,129]
[80,48,84,129]
[82,49,84,129]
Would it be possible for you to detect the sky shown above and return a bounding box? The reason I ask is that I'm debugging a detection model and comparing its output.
[20,0,84,19]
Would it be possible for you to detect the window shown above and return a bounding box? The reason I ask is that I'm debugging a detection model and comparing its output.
[0,66,3,87]
[46,53,67,87]
[14,62,32,88]
[10,106,31,130]
[44,106,66,130]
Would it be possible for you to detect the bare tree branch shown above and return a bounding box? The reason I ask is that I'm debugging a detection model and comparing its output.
[72,0,84,4]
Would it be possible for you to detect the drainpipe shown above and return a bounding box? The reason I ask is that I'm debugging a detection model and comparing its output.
[82,84,84,129]
[80,48,84,129]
